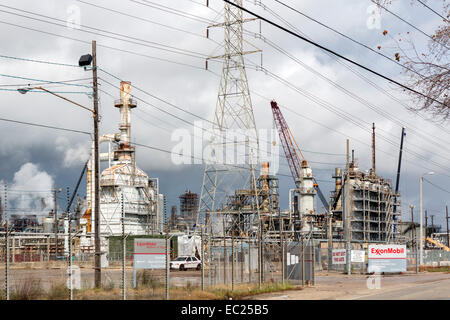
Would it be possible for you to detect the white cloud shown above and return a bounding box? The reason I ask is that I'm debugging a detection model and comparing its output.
[2,163,54,219]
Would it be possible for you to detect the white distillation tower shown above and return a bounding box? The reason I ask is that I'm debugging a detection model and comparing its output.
[298,160,317,232]
[80,81,163,238]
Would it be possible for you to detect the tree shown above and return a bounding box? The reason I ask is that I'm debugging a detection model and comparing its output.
[374,0,449,120]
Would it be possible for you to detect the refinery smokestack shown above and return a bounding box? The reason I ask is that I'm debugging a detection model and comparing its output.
[115,81,136,148]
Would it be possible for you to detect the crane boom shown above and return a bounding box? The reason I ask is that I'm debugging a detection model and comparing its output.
[270,100,329,210]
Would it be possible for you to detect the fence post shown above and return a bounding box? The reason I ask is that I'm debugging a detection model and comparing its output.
[222,217,227,286]
[301,235,305,286]
[121,193,126,300]
[281,233,285,285]
[240,241,244,283]
[231,231,235,291]
[208,232,212,287]
[4,184,10,300]
[201,226,204,291]
[258,220,262,289]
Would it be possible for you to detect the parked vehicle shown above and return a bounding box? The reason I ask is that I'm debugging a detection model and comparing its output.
[170,255,201,271]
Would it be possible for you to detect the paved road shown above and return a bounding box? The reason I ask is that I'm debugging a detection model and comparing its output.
[351,277,450,300]
[250,272,450,300]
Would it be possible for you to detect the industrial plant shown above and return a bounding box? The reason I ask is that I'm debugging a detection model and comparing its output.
[0,0,449,302]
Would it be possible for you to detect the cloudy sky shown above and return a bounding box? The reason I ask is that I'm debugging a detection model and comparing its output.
[0,0,448,228]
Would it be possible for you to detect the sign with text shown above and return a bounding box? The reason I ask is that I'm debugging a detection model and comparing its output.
[134,238,167,269]
[332,249,346,264]
[368,244,406,273]
[351,250,365,263]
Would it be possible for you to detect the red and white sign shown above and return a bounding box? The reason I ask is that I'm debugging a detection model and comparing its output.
[332,249,346,264]
[368,245,406,259]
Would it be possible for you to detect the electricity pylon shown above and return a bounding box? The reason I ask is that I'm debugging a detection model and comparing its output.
[196,0,261,236]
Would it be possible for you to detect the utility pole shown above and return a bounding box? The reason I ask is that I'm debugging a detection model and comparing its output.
[410,205,418,274]
[92,40,101,289]
[54,184,58,261]
[425,210,428,239]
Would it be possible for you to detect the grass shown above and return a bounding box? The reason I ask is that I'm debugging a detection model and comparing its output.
[1,274,300,300]
[10,277,44,300]
[420,266,450,273]
[47,281,69,300]
[71,281,300,300]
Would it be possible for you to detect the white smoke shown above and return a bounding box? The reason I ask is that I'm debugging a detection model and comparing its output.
[55,136,90,168]
[1,163,54,221]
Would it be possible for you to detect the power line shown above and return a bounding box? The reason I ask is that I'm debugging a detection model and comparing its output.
[244,30,450,158]
[371,0,450,50]
[245,1,450,136]
[271,0,425,80]
[416,0,449,22]
[76,0,219,43]
[0,20,205,70]
[0,6,213,61]
[0,117,91,136]
[129,0,215,24]
[99,70,347,159]
[423,177,450,194]
[0,73,92,89]
[0,53,78,67]
[223,0,447,107]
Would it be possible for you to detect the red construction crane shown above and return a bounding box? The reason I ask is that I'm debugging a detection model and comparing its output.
[270,100,330,210]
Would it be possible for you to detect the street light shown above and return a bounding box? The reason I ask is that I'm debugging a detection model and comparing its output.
[420,171,434,266]
[18,80,100,283]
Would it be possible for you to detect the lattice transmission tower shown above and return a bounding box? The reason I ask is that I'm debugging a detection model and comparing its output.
[196,0,262,236]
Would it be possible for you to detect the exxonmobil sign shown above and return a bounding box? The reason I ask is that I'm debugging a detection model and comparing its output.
[368,244,407,273]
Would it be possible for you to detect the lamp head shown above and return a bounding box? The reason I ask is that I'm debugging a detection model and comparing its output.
[78,54,93,67]
[17,87,32,94]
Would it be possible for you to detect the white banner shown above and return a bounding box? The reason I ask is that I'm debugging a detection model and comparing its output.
[351,250,365,263]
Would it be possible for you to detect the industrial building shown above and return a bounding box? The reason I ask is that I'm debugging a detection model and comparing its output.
[81,81,165,237]
[179,190,199,231]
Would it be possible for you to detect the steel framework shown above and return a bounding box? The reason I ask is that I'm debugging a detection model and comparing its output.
[197,0,260,236]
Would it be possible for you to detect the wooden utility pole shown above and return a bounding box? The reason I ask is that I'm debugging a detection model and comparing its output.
[92,40,101,289]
